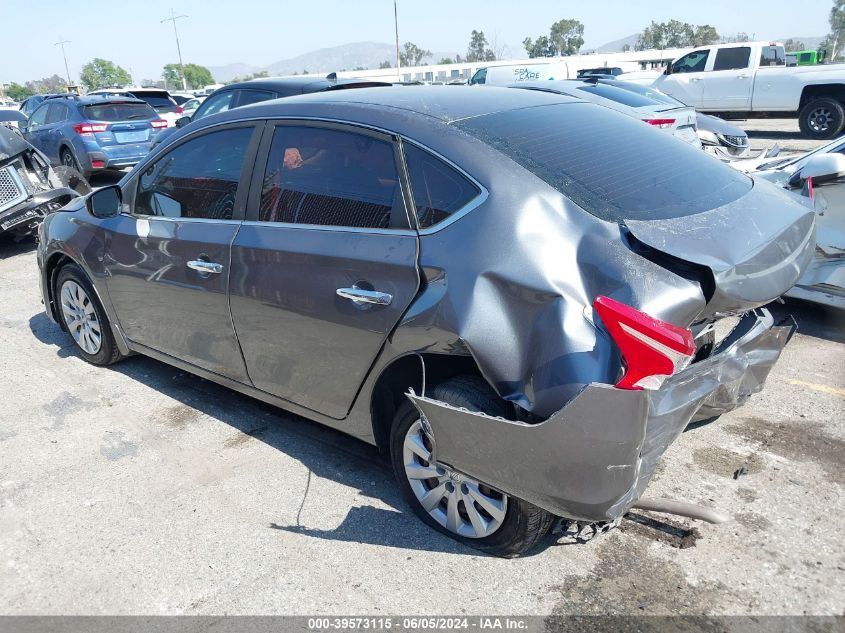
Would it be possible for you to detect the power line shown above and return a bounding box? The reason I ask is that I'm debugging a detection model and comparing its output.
[161,8,189,91]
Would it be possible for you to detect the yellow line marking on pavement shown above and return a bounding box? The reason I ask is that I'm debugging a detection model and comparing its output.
[788,379,845,398]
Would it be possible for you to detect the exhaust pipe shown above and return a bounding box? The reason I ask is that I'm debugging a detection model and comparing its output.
[633,497,732,524]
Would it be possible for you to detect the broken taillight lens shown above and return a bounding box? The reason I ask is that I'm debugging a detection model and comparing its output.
[593,295,696,391]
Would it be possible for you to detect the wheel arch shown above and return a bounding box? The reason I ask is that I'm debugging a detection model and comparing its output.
[369,352,491,454]
[799,84,845,109]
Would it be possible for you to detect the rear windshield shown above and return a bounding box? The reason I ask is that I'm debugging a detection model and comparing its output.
[575,83,661,108]
[456,103,752,222]
[131,92,175,108]
[82,103,157,121]
[609,81,686,107]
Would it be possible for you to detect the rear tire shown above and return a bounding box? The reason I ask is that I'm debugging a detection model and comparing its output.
[389,375,554,557]
[55,263,122,366]
[798,97,845,140]
[59,148,81,174]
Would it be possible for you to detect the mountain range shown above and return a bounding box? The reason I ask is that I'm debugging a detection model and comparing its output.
[207,35,828,82]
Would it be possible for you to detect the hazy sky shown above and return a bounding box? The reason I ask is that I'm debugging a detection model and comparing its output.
[0,0,834,84]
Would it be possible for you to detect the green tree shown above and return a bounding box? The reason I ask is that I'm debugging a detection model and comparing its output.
[379,60,392,69]
[6,82,34,101]
[783,38,807,52]
[163,63,214,90]
[523,19,584,57]
[25,75,68,94]
[466,30,496,62]
[522,35,554,58]
[549,19,585,55]
[79,58,131,91]
[399,42,431,67]
[821,0,845,59]
[224,71,269,85]
[438,57,455,65]
[691,24,720,46]
[636,20,718,50]
[622,43,631,52]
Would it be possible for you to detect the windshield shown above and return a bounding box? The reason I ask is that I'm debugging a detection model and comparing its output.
[456,102,752,222]
[82,103,158,121]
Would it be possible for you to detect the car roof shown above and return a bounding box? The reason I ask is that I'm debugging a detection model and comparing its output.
[213,85,582,125]
[76,95,148,105]
[216,75,392,97]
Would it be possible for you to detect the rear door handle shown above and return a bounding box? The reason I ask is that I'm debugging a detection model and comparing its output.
[187,260,224,274]
[336,287,393,305]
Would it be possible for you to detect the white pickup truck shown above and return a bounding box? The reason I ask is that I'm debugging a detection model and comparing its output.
[653,41,845,139]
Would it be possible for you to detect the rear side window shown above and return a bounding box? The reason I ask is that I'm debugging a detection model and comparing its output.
[456,103,752,222]
[131,92,176,108]
[258,125,402,229]
[236,89,277,107]
[46,103,70,124]
[713,47,751,71]
[404,144,480,228]
[82,103,157,121]
[135,127,252,219]
[760,46,785,66]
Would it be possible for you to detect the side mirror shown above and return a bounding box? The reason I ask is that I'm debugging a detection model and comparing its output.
[87,185,122,218]
[175,116,191,128]
[792,152,845,187]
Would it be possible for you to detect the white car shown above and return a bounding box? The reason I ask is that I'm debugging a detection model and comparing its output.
[87,88,181,127]
[746,139,845,308]
[653,41,845,139]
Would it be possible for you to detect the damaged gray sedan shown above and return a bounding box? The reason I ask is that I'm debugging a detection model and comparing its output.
[37,87,814,556]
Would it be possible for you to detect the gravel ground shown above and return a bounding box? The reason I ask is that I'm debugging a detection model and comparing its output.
[0,238,842,617]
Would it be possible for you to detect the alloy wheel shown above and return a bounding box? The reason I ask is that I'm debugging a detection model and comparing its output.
[402,418,507,538]
[809,107,832,133]
[60,280,102,355]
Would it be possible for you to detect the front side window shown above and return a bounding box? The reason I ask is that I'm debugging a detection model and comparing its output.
[470,68,487,85]
[673,50,709,73]
[713,47,751,71]
[404,144,480,228]
[135,127,252,219]
[193,91,235,120]
[760,46,785,66]
[258,125,402,229]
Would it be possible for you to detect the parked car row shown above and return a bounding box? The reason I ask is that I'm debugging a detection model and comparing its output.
[35,84,828,556]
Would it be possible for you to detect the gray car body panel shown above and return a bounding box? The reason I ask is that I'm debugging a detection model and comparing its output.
[408,309,794,521]
[37,87,814,519]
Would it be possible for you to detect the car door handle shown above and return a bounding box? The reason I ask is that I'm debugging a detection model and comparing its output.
[336,287,393,305]
[690,77,702,82]
[738,74,751,78]
[187,260,224,274]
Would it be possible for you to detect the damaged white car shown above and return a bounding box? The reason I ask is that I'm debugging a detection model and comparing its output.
[741,137,845,309]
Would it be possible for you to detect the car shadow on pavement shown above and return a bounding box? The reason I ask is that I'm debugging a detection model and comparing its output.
[0,234,37,259]
[29,311,494,555]
[769,299,845,344]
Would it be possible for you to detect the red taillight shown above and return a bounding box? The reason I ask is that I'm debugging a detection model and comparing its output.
[176,105,183,114]
[150,119,168,128]
[73,123,109,136]
[91,160,105,169]
[643,118,676,128]
[593,295,696,391]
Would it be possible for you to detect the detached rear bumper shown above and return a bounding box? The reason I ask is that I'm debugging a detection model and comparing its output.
[407,308,794,522]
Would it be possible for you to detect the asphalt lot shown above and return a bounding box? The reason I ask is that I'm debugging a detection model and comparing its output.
[1,121,844,617]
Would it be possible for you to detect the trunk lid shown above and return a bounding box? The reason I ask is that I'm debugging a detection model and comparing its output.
[625,178,816,319]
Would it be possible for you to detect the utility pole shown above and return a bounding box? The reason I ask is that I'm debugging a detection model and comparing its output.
[54,39,72,87]
[394,0,401,78]
[161,8,188,91]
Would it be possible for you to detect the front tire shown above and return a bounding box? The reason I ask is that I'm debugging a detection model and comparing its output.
[55,263,122,366]
[799,97,845,140]
[389,376,553,557]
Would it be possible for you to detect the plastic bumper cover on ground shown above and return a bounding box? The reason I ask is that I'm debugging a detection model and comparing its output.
[407,308,794,522]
